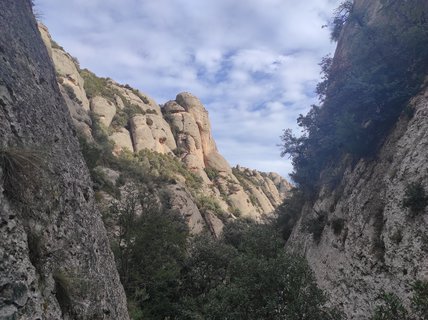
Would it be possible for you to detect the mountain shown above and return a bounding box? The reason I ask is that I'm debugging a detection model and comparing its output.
[36,23,291,236]
[279,0,428,318]
[0,2,129,319]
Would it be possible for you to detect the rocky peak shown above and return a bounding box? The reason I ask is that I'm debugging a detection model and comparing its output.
[36,24,291,235]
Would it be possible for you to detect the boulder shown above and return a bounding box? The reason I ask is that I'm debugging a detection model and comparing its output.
[110,128,134,153]
[205,151,232,173]
[145,114,177,153]
[90,96,116,127]
[165,185,204,234]
[130,115,156,151]
[51,50,90,111]
[129,114,176,154]
[176,92,217,155]
[163,100,185,113]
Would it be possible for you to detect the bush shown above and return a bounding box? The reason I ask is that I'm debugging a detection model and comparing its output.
[402,182,428,217]
[105,188,189,319]
[230,206,241,217]
[275,189,305,241]
[281,2,428,198]
[178,222,342,319]
[204,167,220,181]
[110,104,145,130]
[371,293,409,320]
[0,147,44,202]
[62,83,82,105]
[411,281,428,318]
[330,1,354,41]
[302,212,327,244]
[371,282,428,319]
[196,195,225,218]
[80,69,117,101]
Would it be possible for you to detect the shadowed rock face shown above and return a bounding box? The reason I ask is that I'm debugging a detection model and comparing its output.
[287,0,428,318]
[0,1,129,319]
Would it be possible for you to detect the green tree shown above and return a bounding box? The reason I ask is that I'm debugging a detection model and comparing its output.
[105,186,188,319]
[178,222,341,320]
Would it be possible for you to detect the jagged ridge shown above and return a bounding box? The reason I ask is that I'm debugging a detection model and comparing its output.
[37,23,291,235]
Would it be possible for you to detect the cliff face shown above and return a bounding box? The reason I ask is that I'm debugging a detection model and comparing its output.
[37,24,291,235]
[287,0,428,318]
[0,1,129,319]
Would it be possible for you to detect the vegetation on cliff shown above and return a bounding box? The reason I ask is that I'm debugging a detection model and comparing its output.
[105,201,342,319]
[281,0,428,196]
[278,0,428,242]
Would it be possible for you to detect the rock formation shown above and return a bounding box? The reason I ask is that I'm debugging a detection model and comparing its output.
[36,23,291,235]
[0,1,129,319]
[286,0,428,318]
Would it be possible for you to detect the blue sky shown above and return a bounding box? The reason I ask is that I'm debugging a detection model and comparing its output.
[35,0,340,178]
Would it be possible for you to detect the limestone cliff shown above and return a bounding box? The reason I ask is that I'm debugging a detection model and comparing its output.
[37,24,290,236]
[286,0,428,319]
[0,1,129,319]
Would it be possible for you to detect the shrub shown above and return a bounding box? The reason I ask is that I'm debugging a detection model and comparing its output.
[0,147,44,202]
[302,212,327,244]
[110,104,145,129]
[230,206,241,217]
[80,69,117,101]
[281,2,428,198]
[106,188,189,319]
[411,281,428,318]
[179,222,342,319]
[402,182,428,217]
[275,189,305,241]
[370,281,428,319]
[204,167,220,181]
[131,89,150,104]
[62,83,80,104]
[90,167,120,197]
[330,1,354,41]
[196,195,224,217]
[172,147,186,157]
[371,293,409,320]
[50,39,64,51]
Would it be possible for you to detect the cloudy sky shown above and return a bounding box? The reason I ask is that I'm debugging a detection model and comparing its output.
[36,0,339,178]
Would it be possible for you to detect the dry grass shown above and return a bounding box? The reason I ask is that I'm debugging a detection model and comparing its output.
[0,147,44,202]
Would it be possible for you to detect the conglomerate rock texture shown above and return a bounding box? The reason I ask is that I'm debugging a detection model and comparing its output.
[0,1,129,319]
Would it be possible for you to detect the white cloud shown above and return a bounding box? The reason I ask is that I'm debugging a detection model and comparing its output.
[36,0,340,178]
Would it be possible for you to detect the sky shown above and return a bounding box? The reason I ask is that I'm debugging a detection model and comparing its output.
[35,0,340,178]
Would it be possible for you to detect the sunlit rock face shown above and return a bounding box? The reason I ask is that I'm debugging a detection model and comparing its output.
[37,23,291,234]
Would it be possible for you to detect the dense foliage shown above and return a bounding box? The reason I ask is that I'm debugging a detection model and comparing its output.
[99,185,341,320]
[281,1,428,196]
[370,281,428,320]
[103,188,188,319]
[103,195,341,320]
[402,182,428,217]
[276,1,428,243]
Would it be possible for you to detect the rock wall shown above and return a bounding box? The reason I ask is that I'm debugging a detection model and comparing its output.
[37,24,291,229]
[287,0,428,318]
[288,85,428,320]
[0,2,129,319]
